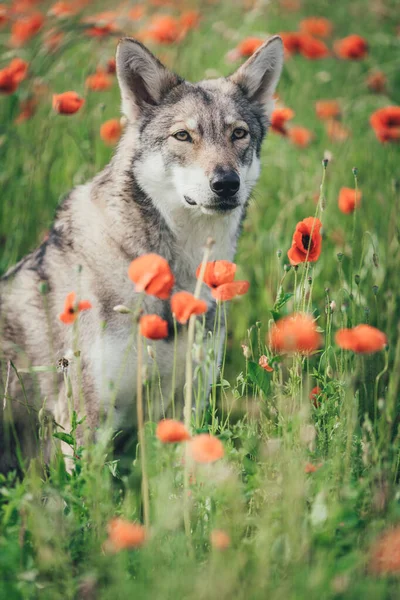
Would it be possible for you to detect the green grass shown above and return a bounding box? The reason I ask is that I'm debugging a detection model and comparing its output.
[1,0,400,598]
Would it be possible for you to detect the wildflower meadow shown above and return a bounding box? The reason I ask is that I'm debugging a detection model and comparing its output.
[1,0,400,598]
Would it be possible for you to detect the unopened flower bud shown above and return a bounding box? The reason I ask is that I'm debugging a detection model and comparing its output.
[308,276,312,285]
[372,285,379,296]
[113,304,131,314]
[337,252,343,262]
[277,249,282,259]
[284,264,291,272]
[354,274,360,286]
[352,167,358,176]
[322,158,329,168]
[147,345,156,360]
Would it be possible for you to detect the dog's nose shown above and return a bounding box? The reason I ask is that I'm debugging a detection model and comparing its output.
[210,171,240,198]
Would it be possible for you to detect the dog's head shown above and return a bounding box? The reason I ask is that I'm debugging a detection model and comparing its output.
[116,37,283,220]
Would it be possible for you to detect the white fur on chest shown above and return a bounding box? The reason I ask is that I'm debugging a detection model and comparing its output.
[89,325,188,428]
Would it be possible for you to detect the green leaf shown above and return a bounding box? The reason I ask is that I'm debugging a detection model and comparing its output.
[274,292,294,311]
[247,362,271,396]
[53,432,75,447]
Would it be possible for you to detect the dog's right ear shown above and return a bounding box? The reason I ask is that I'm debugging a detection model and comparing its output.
[116,38,182,121]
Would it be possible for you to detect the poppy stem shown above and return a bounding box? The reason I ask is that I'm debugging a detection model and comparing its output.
[137,328,150,530]
[183,237,215,543]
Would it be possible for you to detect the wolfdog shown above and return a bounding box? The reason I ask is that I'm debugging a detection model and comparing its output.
[0,36,283,471]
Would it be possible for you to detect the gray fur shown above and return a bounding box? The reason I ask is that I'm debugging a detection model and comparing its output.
[0,37,283,471]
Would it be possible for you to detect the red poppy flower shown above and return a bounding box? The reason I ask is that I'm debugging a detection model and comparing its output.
[299,17,333,38]
[325,119,350,142]
[11,13,44,47]
[52,91,85,115]
[287,216,323,265]
[139,315,168,340]
[86,69,112,91]
[156,419,191,443]
[171,291,207,324]
[288,126,313,147]
[334,35,368,60]
[0,68,18,94]
[338,187,362,214]
[0,58,28,94]
[310,386,322,407]
[366,71,387,94]
[147,15,181,44]
[59,291,92,324]
[315,100,340,120]
[211,280,249,302]
[190,434,224,464]
[279,32,303,56]
[335,325,387,354]
[304,462,321,473]
[107,518,146,551]
[370,106,400,143]
[100,119,122,145]
[271,107,295,135]
[210,529,231,550]
[8,58,29,83]
[197,260,236,288]
[236,37,264,57]
[269,313,322,355]
[259,355,273,372]
[299,34,330,59]
[369,527,400,575]
[128,254,175,299]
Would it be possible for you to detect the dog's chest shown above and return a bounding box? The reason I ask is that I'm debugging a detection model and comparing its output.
[89,322,188,427]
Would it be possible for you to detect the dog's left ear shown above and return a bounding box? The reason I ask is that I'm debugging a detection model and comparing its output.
[229,36,284,114]
[116,37,182,121]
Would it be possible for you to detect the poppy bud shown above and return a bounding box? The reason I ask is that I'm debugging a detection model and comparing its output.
[113,304,131,314]
[372,285,379,296]
[284,264,291,272]
[308,276,312,285]
[354,274,360,285]
[277,249,282,258]
[322,158,329,168]
[352,167,358,176]
[337,252,343,262]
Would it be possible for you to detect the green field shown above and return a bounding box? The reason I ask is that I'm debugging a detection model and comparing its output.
[1,0,400,598]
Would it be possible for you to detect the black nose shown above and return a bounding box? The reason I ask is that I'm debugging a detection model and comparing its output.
[210,171,240,198]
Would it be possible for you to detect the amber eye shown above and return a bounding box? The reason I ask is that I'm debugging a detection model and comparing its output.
[173,130,192,142]
[232,127,248,141]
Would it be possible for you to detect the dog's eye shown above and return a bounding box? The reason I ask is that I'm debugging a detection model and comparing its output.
[232,128,248,141]
[173,130,192,142]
